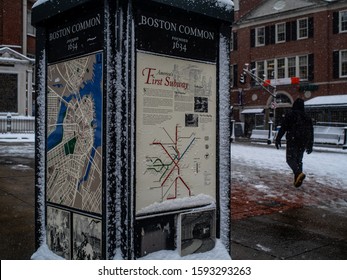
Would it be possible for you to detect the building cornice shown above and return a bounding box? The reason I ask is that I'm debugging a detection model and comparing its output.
[234,1,347,30]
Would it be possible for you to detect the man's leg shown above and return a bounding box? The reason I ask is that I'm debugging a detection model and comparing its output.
[287,144,306,187]
[286,143,300,175]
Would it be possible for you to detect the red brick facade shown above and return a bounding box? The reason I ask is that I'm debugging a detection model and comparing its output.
[231,0,347,132]
[0,0,36,115]
[0,0,36,56]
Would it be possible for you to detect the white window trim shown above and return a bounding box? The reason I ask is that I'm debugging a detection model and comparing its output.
[340,10,347,33]
[276,23,286,43]
[27,9,36,37]
[297,18,308,40]
[266,60,275,79]
[256,61,265,79]
[255,26,265,47]
[287,57,296,78]
[340,50,347,78]
[254,55,309,82]
[276,58,286,79]
[298,55,309,81]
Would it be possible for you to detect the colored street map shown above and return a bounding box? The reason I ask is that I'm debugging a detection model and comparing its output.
[46,52,103,214]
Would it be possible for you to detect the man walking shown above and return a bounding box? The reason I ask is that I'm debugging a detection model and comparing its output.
[275,98,314,187]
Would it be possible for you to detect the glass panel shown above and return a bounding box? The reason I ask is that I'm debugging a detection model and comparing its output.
[277,58,285,78]
[276,23,285,42]
[299,55,308,79]
[288,57,296,77]
[341,11,347,32]
[298,18,308,38]
[341,50,347,76]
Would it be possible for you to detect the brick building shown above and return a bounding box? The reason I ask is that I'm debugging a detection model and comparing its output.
[0,0,36,116]
[231,0,347,137]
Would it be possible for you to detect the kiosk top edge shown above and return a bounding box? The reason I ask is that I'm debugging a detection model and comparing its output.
[32,0,234,26]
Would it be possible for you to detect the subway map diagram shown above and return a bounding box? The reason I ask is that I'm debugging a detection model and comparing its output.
[145,125,199,201]
[46,52,103,214]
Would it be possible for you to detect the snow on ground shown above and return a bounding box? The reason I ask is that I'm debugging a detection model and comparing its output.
[231,142,347,217]
[231,142,347,189]
[0,133,34,143]
[0,141,35,158]
[5,138,346,259]
[139,239,230,260]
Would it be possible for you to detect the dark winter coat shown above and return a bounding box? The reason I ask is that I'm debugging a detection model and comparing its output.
[276,98,314,149]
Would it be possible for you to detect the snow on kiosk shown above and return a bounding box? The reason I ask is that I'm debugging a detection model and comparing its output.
[32,0,233,260]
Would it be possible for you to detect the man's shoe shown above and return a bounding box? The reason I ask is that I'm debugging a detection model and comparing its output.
[294,172,306,187]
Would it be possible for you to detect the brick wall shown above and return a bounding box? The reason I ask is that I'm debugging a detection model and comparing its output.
[1,0,22,49]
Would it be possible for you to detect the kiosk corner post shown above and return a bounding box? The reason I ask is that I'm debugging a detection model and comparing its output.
[34,24,47,251]
[218,24,232,255]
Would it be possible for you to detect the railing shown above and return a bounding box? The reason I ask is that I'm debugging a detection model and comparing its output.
[249,125,347,149]
[250,129,276,142]
[0,113,35,134]
[313,126,344,145]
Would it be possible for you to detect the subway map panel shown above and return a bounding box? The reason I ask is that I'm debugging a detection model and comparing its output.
[46,52,103,214]
[136,52,217,213]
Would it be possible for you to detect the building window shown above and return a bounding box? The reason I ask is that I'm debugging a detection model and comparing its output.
[254,55,312,84]
[340,10,347,33]
[299,55,308,80]
[256,61,265,80]
[341,50,347,77]
[27,9,36,36]
[297,18,308,39]
[266,60,275,79]
[288,57,296,77]
[256,27,265,46]
[276,23,286,43]
[277,58,285,79]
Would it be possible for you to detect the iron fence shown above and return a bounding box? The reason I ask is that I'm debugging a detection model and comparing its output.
[0,114,35,134]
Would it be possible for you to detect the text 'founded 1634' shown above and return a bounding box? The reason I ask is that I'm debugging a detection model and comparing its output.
[136,10,218,62]
[47,8,104,63]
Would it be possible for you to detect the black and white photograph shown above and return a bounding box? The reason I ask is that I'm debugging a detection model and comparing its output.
[46,206,71,259]
[177,208,216,257]
[194,97,209,113]
[72,213,102,260]
[185,113,199,127]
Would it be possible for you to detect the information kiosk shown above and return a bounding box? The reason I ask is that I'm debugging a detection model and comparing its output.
[32,0,233,260]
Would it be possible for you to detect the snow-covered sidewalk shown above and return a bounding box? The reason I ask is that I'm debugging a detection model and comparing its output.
[0,133,34,143]
[231,142,347,219]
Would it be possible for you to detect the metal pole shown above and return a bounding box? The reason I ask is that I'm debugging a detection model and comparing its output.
[230,119,235,143]
[267,119,273,145]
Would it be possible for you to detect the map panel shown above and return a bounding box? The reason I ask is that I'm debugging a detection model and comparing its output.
[46,52,103,214]
[136,52,217,213]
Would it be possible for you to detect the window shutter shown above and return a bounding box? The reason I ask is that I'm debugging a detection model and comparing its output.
[308,17,314,38]
[250,29,255,47]
[286,22,291,41]
[270,25,276,44]
[291,21,297,41]
[308,54,314,81]
[333,51,339,79]
[233,65,238,88]
[265,26,270,45]
[333,12,339,34]
[233,32,238,51]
